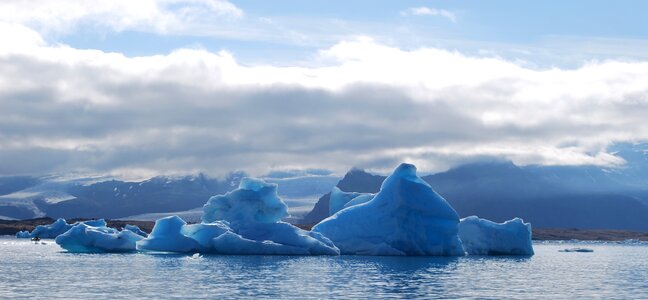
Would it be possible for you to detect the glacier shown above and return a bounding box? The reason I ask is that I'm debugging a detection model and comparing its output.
[313,163,466,256]
[55,222,144,253]
[458,216,534,255]
[137,178,339,255]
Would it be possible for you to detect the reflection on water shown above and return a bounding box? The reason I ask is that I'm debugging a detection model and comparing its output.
[1,238,648,299]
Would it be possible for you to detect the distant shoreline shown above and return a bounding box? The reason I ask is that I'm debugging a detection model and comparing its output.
[3,218,648,241]
[531,228,648,241]
[0,218,155,236]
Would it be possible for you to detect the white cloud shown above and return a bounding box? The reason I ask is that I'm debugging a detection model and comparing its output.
[1,28,648,177]
[401,7,457,22]
[0,0,243,35]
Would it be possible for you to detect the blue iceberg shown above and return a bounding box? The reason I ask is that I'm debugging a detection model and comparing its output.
[83,219,108,227]
[136,216,202,253]
[123,224,148,237]
[313,163,465,256]
[55,222,144,253]
[328,187,374,215]
[458,216,534,255]
[16,231,31,238]
[202,177,289,224]
[24,218,71,239]
[137,178,339,255]
[16,218,109,239]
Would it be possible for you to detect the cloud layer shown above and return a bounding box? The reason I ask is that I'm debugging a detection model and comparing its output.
[1,22,648,177]
[401,7,456,22]
[0,0,243,35]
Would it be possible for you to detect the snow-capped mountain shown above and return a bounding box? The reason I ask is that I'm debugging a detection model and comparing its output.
[0,170,340,221]
[302,143,648,231]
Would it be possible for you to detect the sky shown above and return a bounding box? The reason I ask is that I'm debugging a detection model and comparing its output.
[1,0,648,179]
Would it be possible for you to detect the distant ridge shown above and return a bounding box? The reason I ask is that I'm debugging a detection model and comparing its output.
[301,144,648,231]
[300,168,384,225]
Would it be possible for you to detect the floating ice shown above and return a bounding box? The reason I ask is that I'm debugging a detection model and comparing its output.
[16,231,30,238]
[342,194,373,210]
[55,223,144,253]
[123,224,148,237]
[83,219,108,227]
[28,218,72,239]
[137,216,201,253]
[16,218,119,239]
[458,216,534,255]
[15,218,108,239]
[138,178,339,255]
[202,178,288,224]
[181,222,231,249]
[226,222,338,255]
[559,247,594,253]
[328,187,374,215]
[313,163,465,256]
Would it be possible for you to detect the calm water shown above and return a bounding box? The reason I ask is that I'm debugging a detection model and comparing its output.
[1,237,648,299]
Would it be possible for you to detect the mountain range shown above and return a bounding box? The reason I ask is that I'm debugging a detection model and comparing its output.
[302,143,648,231]
[1,143,648,231]
[0,171,339,221]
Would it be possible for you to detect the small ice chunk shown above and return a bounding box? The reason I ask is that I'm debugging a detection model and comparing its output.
[17,218,109,239]
[559,247,594,253]
[458,216,534,255]
[28,218,72,239]
[16,231,31,238]
[55,223,144,253]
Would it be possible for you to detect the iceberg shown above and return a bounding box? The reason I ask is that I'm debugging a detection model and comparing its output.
[15,231,31,238]
[458,216,534,255]
[15,218,108,239]
[83,219,108,227]
[342,194,373,210]
[202,178,289,224]
[137,216,202,253]
[328,187,374,215]
[313,163,465,256]
[559,247,593,253]
[55,223,144,253]
[123,224,148,237]
[16,218,137,248]
[226,222,338,255]
[181,222,231,249]
[137,178,339,255]
[28,218,72,239]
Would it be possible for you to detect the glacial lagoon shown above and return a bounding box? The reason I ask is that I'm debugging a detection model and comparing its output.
[2,237,648,299]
